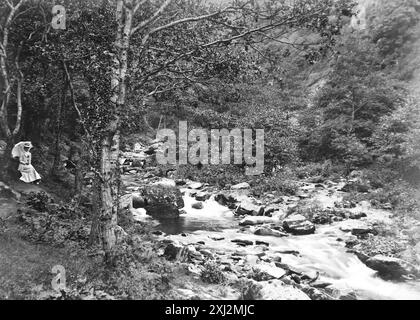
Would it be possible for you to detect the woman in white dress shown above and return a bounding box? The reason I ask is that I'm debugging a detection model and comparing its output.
[11,141,41,184]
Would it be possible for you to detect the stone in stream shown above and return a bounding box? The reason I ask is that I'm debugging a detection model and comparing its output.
[239,216,276,226]
[264,204,287,217]
[283,214,316,235]
[348,211,367,220]
[245,255,259,265]
[175,179,187,186]
[139,184,184,219]
[253,263,287,280]
[231,239,254,246]
[311,211,332,225]
[153,178,176,188]
[270,209,288,220]
[231,182,250,190]
[132,194,146,209]
[254,227,288,238]
[209,235,225,241]
[339,221,376,236]
[256,240,270,247]
[187,181,203,190]
[195,191,211,202]
[365,255,420,280]
[191,202,204,210]
[163,242,184,260]
[236,200,265,216]
[199,249,214,259]
[214,192,238,208]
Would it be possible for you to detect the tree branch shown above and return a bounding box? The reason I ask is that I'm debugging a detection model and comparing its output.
[131,0,173,35]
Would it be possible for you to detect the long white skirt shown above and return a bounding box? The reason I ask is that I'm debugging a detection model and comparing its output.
[18,164,41,183]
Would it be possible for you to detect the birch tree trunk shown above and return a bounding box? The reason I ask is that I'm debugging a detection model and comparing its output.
[92,0,133,260]
[0,1,25,180]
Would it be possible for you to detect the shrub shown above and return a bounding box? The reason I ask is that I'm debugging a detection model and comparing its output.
[27,192,52,212]
[236,279,263,300]
[200,262,226,284]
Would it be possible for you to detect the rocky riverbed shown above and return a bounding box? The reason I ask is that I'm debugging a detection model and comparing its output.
[119,147,420,300]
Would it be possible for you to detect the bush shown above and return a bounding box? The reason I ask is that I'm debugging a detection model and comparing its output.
[200,262,226,284]
[236,279,263,300]
[27,192,52,212]
[250,170,299,197]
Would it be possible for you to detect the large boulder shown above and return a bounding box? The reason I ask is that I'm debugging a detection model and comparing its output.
[140,185,184,219]
[283,215,315,235]
[132,194,146,209]
[365,255,420,280]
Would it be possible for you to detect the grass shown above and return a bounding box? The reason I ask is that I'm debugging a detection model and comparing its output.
[0,230,94,299]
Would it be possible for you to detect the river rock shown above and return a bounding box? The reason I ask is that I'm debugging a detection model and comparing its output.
[245,255,259,265]
[271,209,288,220]
[199,249,214,259]
[258,280,311,300]
[191,202,204,210]
[283,215,316,235]
[253,263,287,279]
[195,191,211,202]
[312,211,332,225]
[236,200,265,216]
[254,227,288,237]
[300,285,331,300]
[153,178,176,188]
[339,221,375,236]
[239,216,276,226]
[256,240,270,247]
[163,242,184,260]
[214,191,242,208]
[140,184,184,219]
[187,181,203,190]
[231,239,254,246]
[349,211,367,219]
[231,182,250,190]
[132,194,146,209]
[365,255,420,280]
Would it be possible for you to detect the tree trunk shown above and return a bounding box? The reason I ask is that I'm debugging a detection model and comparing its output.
[51,67,67,176]
[90,0,133,261]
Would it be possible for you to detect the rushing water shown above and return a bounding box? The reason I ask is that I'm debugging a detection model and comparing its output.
[149,190,420,300]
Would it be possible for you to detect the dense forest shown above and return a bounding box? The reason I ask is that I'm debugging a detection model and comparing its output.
[0,0,420,300]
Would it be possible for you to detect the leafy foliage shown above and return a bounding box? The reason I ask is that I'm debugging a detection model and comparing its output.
[200,261,226,284]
